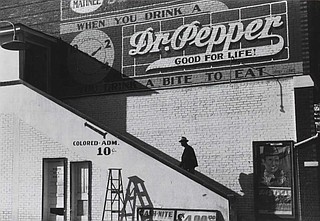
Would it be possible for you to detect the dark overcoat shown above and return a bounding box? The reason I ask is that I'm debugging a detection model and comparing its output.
[180,144,198,170]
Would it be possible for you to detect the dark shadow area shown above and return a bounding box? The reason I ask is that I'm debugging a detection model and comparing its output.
[237,173,255,221]
[215,211,225,221]
[295,136,320,220]
[239,172,284,221]
[239,173,283,221]
[52,39,157,133]
[50,39,157,99]
[14,24,157,133]
[239,172,280,220]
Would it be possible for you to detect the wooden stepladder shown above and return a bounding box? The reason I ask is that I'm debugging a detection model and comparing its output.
[120,176,153,221]
[102,168,126,221]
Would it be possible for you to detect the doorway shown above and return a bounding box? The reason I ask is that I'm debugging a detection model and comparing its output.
[70,161,92,221]
[42,158,67,221]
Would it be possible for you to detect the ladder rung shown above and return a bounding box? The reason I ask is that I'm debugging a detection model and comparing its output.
[122,213,133,216]
[110,190,123,193]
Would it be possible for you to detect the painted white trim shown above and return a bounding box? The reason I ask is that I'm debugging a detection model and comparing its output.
[294,75,314,88]
[304,161,319,167]
[295,133,319,147]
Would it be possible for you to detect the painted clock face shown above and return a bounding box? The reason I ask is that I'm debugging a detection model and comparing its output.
[68,29,115,85]
[71,29,115,67]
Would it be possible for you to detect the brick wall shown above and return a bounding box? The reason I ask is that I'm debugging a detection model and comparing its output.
[0,114,15,221]
[296,142,320,221]
[65,77,297,220]
[294,86,320,221]
[295,87,316,141]
[0,0,314,220]
[0,113,106,221]
[1,84,233,221]
[0,0,60,37]
[0,78,298,221]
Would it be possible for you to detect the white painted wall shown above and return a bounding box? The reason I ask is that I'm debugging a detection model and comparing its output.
[0,47,19,82]
[0,84,230,221]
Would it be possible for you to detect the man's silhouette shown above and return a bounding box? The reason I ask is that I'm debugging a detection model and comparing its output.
[179,137,198,174]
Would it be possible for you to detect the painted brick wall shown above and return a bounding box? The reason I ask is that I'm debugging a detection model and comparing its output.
[0,0,60,37]
[295,87,316,141]
[0,113,106,221]
[64,77,297,220]
[295,86,320,221]
[0,114,15,221]
[1,84,232,221]
[297,142,320,221]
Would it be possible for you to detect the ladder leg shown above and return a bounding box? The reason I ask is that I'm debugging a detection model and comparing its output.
[102,169,126,221]
[102,172,111,221]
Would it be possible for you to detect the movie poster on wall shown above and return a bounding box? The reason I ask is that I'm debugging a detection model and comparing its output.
[253,141,295,218]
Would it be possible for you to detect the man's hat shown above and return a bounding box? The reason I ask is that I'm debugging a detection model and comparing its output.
[179,136,189,143]
[261,146,282,158]
[262,146,279,156]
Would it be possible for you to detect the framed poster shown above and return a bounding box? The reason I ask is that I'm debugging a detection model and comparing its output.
[253,141,295,218]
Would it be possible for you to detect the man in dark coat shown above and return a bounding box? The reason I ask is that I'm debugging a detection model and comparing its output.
[179,137,198,174]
